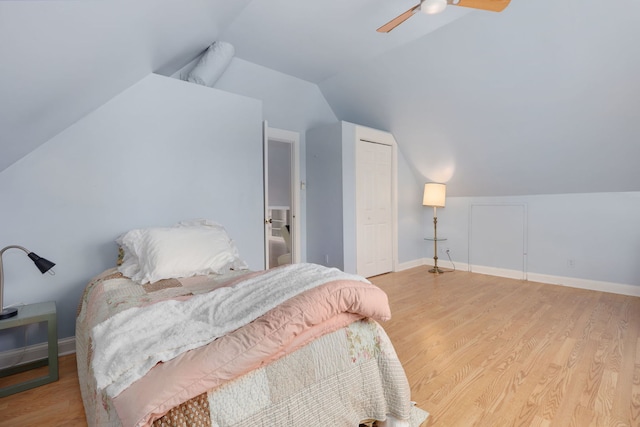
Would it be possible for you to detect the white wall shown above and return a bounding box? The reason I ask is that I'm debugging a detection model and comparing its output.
[215,59,340,263]
[213,58,338,134]
[306,122,344,268]
[0,74,263,349]
[307,121,423,273]
[172,56,339,262]
[320,0,640,198]
[0,0,252,173]
[222,68,424,271]
[433,192,640,295]
[396,148,425,266]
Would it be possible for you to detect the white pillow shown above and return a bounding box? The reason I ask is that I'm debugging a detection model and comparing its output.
[175,219,248,272]
[117,222,247,284]
[186,41,235,87]
[116,228,144,278]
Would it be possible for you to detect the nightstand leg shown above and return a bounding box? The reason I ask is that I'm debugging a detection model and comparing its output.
[47,310,58,382]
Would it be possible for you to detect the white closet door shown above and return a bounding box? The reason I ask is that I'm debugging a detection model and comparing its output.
[356,140,393,277]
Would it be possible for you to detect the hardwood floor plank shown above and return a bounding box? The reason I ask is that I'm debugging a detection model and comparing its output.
[0,353,86,427]
[370,267,640,427]
[631,343,640,426]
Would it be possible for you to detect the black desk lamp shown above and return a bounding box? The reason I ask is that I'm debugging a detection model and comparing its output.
[0,245,55,320]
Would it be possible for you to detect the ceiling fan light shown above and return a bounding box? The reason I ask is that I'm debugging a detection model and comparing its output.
[421,0,447,14]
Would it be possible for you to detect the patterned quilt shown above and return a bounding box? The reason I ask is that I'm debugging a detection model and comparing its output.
[76,267,428,427]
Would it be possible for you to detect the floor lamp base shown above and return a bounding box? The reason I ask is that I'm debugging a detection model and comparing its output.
[0,307,18,320]
[429,266,445,274]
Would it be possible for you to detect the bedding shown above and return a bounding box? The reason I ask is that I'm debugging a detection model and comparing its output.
[76,264,428,427]
[92,263,373,397]
[116,220,247,284]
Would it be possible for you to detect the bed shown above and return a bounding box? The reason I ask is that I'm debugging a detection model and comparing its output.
[76,220,429,427]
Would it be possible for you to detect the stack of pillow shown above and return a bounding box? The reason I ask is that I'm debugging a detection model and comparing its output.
[117,219,248,284]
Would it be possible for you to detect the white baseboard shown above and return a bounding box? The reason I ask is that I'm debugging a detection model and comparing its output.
[440,260,468,272]
[470,265,525,280]
[527,272,640,297]
[396,258,427,271]
[0,336,76,370]
[398,258,640,297]
[403,257,463,272]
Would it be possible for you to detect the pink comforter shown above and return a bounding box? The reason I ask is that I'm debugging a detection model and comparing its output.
[111,274,392,427]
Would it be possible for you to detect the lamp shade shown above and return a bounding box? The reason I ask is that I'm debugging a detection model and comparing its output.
[423,183,446,207]
[28,252,56,274]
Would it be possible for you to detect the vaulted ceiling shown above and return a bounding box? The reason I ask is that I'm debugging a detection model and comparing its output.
[2,0,639,196]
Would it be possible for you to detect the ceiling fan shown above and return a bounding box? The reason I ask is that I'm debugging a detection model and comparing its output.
[377,0,511,33]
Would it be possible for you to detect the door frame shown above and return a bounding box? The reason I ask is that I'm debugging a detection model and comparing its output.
[263,122,301,269]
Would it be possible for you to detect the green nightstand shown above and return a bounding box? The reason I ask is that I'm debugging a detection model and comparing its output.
[0,301,58,397]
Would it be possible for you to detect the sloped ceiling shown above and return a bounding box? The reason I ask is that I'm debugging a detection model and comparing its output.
[2,0,639,197]
[317,0,640,196]
[220,0,471,83]
[0,0,251,172]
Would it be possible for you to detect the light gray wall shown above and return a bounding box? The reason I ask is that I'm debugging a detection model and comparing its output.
[1,55,342,351]
[434,192,640,291]
[306,122,344,268]
[213,58,338,134]
[397,148,425,265]
[186,56,341,262]
[320,0,640,198]
[0,0,252,173]
[0,74,263,350]
[307,121,426,272]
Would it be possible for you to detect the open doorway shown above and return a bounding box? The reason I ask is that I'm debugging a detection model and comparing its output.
[263,124,300,269]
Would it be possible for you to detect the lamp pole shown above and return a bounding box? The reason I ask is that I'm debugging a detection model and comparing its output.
[429,207,444,274]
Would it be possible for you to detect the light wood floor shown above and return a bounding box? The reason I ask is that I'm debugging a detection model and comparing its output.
[0,353,86,426]
[370,267,640,427]
[1,266,639,426]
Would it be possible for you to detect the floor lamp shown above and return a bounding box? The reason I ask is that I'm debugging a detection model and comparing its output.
[423,183,446,274]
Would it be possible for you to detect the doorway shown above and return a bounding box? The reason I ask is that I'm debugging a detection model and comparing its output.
[263,124,300,269]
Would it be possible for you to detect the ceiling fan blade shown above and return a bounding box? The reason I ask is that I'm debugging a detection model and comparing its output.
[448,0,510,12]
[377,4,421,33]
